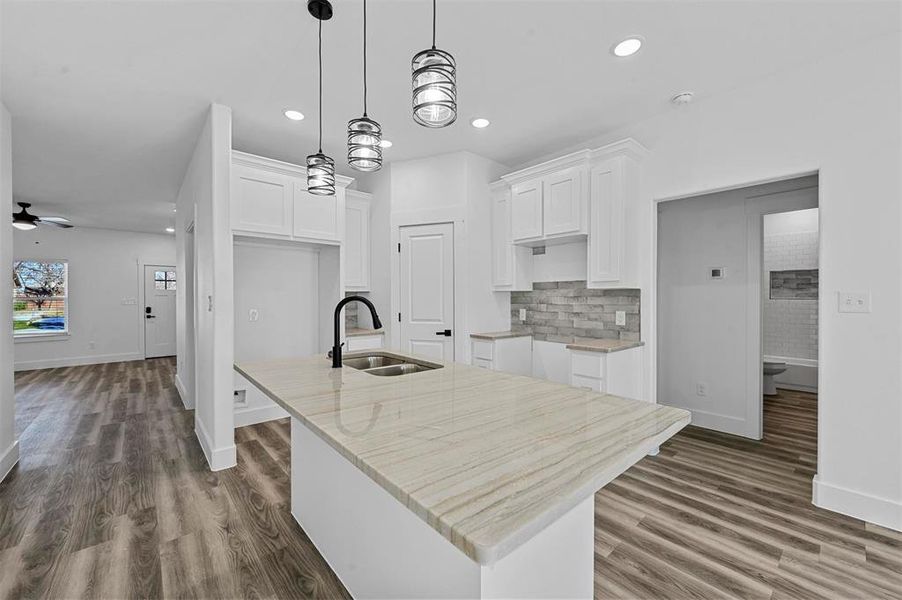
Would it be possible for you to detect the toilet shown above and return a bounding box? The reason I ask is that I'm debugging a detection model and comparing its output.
[763,361,788,395]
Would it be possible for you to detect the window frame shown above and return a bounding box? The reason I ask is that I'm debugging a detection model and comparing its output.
[13,259,70,340]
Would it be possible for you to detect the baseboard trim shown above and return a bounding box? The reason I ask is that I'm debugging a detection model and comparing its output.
[0,440,20,484]
[14,352,144,372]
[813,474,902,532]
[684,408,758,439]
[194,417,236,472]
[174,373,194,409]
[234,404,289,428]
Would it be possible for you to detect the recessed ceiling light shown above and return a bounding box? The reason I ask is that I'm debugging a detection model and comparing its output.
[284,109,305,121]
[379,139,393,148]
[612,37,643,57]
[165,227,175,233]
[471,118,490,129]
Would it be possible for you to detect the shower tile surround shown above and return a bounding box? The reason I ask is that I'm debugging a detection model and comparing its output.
[764,229,818,360]
[510,281,640,343]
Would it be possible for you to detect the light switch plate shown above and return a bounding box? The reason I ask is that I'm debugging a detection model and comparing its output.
[838,291,870,313]
[519,308,527,321]
[615,310,626,326]
[249,308,260,322]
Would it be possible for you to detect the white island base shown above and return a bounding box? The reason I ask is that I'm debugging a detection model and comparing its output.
[291,420,595,599]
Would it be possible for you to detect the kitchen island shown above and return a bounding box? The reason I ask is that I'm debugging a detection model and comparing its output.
[235,351,690,599]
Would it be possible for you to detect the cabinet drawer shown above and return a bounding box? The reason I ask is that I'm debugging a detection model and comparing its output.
[571,374,603,392]
[472,357,494,370]
[472,340,494,361]
[571,351,605,378]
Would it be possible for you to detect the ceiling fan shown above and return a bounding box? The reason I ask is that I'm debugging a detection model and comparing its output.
[11,202,73,231]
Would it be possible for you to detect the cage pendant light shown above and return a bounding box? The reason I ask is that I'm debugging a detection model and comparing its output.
[348,0,382,171]
[412,0,456,128]
[307,10,336,196]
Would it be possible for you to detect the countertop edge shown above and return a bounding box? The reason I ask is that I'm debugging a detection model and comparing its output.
[234,361,689,566]
[469,331,533,340]
[565,340,645,353]
[345,328,385,337]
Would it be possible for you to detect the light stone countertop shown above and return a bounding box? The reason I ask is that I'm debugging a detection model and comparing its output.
[345,328,385,337]
[234,351,690,565]
[565,339,645,353]
[469,330,533,340]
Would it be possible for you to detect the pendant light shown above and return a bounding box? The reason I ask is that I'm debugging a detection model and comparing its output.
[306,1,336,196]
[411,0,457,128]
[347,0,382,172]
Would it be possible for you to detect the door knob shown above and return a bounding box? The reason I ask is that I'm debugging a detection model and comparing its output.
[435,329,452,337]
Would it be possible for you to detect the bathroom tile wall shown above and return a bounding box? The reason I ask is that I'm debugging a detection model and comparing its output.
[510,281,640,343]
[764,230,818,360]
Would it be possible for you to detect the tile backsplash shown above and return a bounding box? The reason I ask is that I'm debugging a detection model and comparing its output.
[345,293,359,329]
[511,281,640,343]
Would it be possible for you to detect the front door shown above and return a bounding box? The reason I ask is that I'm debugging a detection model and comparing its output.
[144,265,177,358]
[399,223,454,361]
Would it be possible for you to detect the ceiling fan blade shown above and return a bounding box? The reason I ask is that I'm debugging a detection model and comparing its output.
[38,219,74,229]
[37,216,69,223]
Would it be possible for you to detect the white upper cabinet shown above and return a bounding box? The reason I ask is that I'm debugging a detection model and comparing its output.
[491,183,533,291]
[293,182,342,242]
[231,164,293,236]
[587,157,624,284]
[345,191,371,291]
[510,180,543,241]
[230,151,352,245]
[543,167,585,237]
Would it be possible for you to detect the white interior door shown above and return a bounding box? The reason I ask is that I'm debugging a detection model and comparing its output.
[399,223,454,361]
[144,265,177,358]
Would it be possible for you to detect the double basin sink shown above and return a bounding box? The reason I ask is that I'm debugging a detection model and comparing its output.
[343,352,442,377]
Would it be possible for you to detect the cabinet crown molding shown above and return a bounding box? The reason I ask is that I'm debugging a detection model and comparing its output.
[232,150,354,189]
[588,138,649,163]
[500,149,591,186]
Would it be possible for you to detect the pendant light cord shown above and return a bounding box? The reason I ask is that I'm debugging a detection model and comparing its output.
[318,17,323,153]
[432,0,436,49]
[363,0,368,116]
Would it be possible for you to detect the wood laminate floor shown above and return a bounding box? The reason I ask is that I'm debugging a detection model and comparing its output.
[0,359,899,599]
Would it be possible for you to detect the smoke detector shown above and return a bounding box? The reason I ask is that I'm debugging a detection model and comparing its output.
[671,92,694,105]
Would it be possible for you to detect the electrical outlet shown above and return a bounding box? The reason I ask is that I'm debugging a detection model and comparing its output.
[519,308,527,321]
[696,382,708,397]
[249,308,259,322]
[615,310,626,326]
[838,291,870,313]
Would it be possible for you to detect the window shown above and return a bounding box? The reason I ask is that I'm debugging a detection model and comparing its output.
[13,260,69,336]
[154,270,176,291]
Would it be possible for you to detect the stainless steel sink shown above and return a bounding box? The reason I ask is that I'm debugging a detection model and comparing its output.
[343,352,442,377]
[343,355,405,370]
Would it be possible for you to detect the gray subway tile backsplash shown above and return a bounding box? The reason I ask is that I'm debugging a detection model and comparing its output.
[511,281,640,343]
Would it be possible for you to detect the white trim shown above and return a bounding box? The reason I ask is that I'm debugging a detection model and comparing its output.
[194,416,237,471]
[174,372,194,409]
[501,149,591,186]
[231,149,354,188]
[681,409,751,438]
[14,351,144,372]
[813,475,902,532]
[234,404,289,428]
[13,332,69,343]
[0,440,20,484]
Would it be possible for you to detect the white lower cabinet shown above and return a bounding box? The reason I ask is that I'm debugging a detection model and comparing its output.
[346,333,384,352]
[569,347,642,400]
[470,336,532,376]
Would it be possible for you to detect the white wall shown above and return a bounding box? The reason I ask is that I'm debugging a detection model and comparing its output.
[0,102,19,482]
[12,226,175,370]
[764,209,819,361]
[532,241,588,283]
[232,239,318,426]
[175,104,235,471]
[532,30,901,529]
[380,151,509,362]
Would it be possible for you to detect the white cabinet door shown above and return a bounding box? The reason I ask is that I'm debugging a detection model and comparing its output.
[510,180,543,241]
[293,183,341,242]
[491,187,513,287]
[588,158,624,283]
[231,165,293,235]
[543,167,584,237]
[345,193,371,290]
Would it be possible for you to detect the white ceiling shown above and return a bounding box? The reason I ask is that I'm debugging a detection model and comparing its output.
[2,0,897,233]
